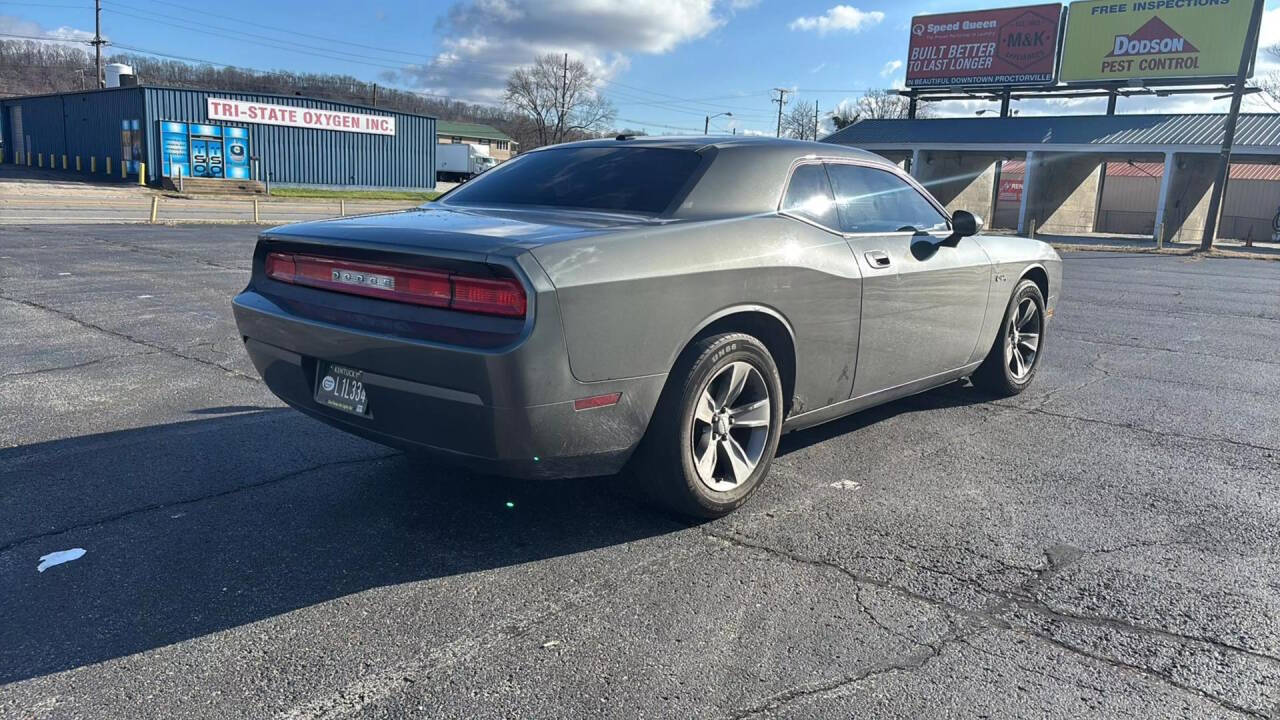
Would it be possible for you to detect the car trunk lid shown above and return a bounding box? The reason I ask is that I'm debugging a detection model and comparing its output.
[262,204,646,257]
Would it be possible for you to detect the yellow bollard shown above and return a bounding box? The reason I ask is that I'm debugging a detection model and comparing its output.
[90,157,96,173]
[138,162,146,185]
[50,153,55,167]
[252,198,260,223]
[75,156,82,172]
[37,153,43,168]
[62,154,67,170]
[340,199,346,217]
[121,161,126,179]
[27,152,32,166]
[106,157,112,175]
[150,196,159,223]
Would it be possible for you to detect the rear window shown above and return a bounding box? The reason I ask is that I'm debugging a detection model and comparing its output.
[441,146,703,215]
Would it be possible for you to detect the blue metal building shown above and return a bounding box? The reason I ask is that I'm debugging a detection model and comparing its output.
[1,86,436,190]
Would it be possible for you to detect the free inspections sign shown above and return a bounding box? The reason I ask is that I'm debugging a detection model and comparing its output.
[1059,0,1257,83]
[206,98,397,136]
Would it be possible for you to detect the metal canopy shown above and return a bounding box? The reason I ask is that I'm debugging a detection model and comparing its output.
[823,114,1280,156]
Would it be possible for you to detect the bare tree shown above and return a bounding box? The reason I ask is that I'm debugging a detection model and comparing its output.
[504,53,615,148]
[850,89,928,120]
[780,100,819,140]
[1257,44,1280,112]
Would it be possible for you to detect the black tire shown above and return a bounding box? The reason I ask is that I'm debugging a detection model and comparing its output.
[631,332,784,519]
[973,278,1046,396]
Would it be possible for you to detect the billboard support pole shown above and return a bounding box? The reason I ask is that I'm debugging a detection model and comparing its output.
[999,89,1011,118]
[1105,92,1117,115]
[1199,0,1266,252]
[907,92,917,119]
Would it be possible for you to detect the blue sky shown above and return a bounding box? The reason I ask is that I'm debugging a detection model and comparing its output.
[3,0,1278,134]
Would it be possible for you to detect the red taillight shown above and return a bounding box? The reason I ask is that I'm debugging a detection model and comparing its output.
[264,252,526,317]
[451,275,527,318]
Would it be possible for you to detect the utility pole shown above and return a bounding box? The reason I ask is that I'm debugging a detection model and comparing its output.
[772,88,789,138]
[1200,0,1265,251]
[371,82,377,107]
[92,0,105,88]
[813,100,819,141]
[559,52,569,145]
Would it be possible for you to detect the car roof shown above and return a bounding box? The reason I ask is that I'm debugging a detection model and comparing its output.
[544,134,888,164]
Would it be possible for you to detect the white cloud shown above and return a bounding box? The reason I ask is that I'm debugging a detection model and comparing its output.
[0,14,96,43]
[1255,6,1280,71]
[789,6,884,35]
[388,0,735,103]
[879,60,902,78]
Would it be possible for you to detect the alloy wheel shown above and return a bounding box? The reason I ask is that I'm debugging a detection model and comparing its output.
[690,361,771,493]
[1006,297,1041,380]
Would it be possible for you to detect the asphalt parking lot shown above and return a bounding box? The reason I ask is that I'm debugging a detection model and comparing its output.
[1,223,1278,719]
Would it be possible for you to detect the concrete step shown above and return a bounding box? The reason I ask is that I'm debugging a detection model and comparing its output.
[161,177,266,195]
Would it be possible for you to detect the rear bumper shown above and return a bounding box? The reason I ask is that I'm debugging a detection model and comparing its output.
[233,289,666,479]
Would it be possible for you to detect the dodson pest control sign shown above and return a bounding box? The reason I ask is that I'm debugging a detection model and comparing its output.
[206,98,397,136]
[1059,0,1256,83]
[906,4,1064,87]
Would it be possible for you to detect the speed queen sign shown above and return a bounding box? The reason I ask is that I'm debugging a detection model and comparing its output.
[906,4,1064,88]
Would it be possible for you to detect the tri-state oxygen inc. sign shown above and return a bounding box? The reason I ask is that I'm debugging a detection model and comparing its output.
[1059,0,1257,83]
[206,98,397,136]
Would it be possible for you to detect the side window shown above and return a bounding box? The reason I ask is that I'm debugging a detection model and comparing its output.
[825,163,949,234]
[781,163,838,229]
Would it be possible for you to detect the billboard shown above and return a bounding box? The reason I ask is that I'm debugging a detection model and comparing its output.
[906,4,1064,88]
[1060,0,1256,83]
[207,98,396,136]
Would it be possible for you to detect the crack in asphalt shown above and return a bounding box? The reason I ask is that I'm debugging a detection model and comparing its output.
[0,292,258,383]
[707,528,1278,718]
[1020,625,1273,720]
[989,400,1280,456]
[724,637,962,720]
[0,350,160,378]
[80,234,251,273]
[278,541,696,720]
[1058,332,1280,370]
[0,453,398,555]
[1062,297,1280,326]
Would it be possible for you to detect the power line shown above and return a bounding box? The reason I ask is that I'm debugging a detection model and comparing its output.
[135,0,433,60]
[106,0,438,68]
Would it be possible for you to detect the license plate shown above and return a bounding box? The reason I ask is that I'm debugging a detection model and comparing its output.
[315,362,369,416]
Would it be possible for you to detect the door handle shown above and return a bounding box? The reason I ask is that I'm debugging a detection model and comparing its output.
[865,250,891,268]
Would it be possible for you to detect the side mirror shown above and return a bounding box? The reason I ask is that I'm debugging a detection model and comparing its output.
[951,210,982,237]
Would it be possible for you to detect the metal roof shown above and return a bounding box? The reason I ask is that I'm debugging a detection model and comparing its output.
[1,84,437,121]
[998,159,1280,180]
[437,120,515,143]
[823,114,1280,155]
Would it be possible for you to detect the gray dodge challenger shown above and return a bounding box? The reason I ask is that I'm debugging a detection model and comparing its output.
[232,136,1061,517]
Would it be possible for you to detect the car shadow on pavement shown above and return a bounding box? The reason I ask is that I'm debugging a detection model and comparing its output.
[1,382,989,685]
[0,410,685,685]
[778,380,989,457]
